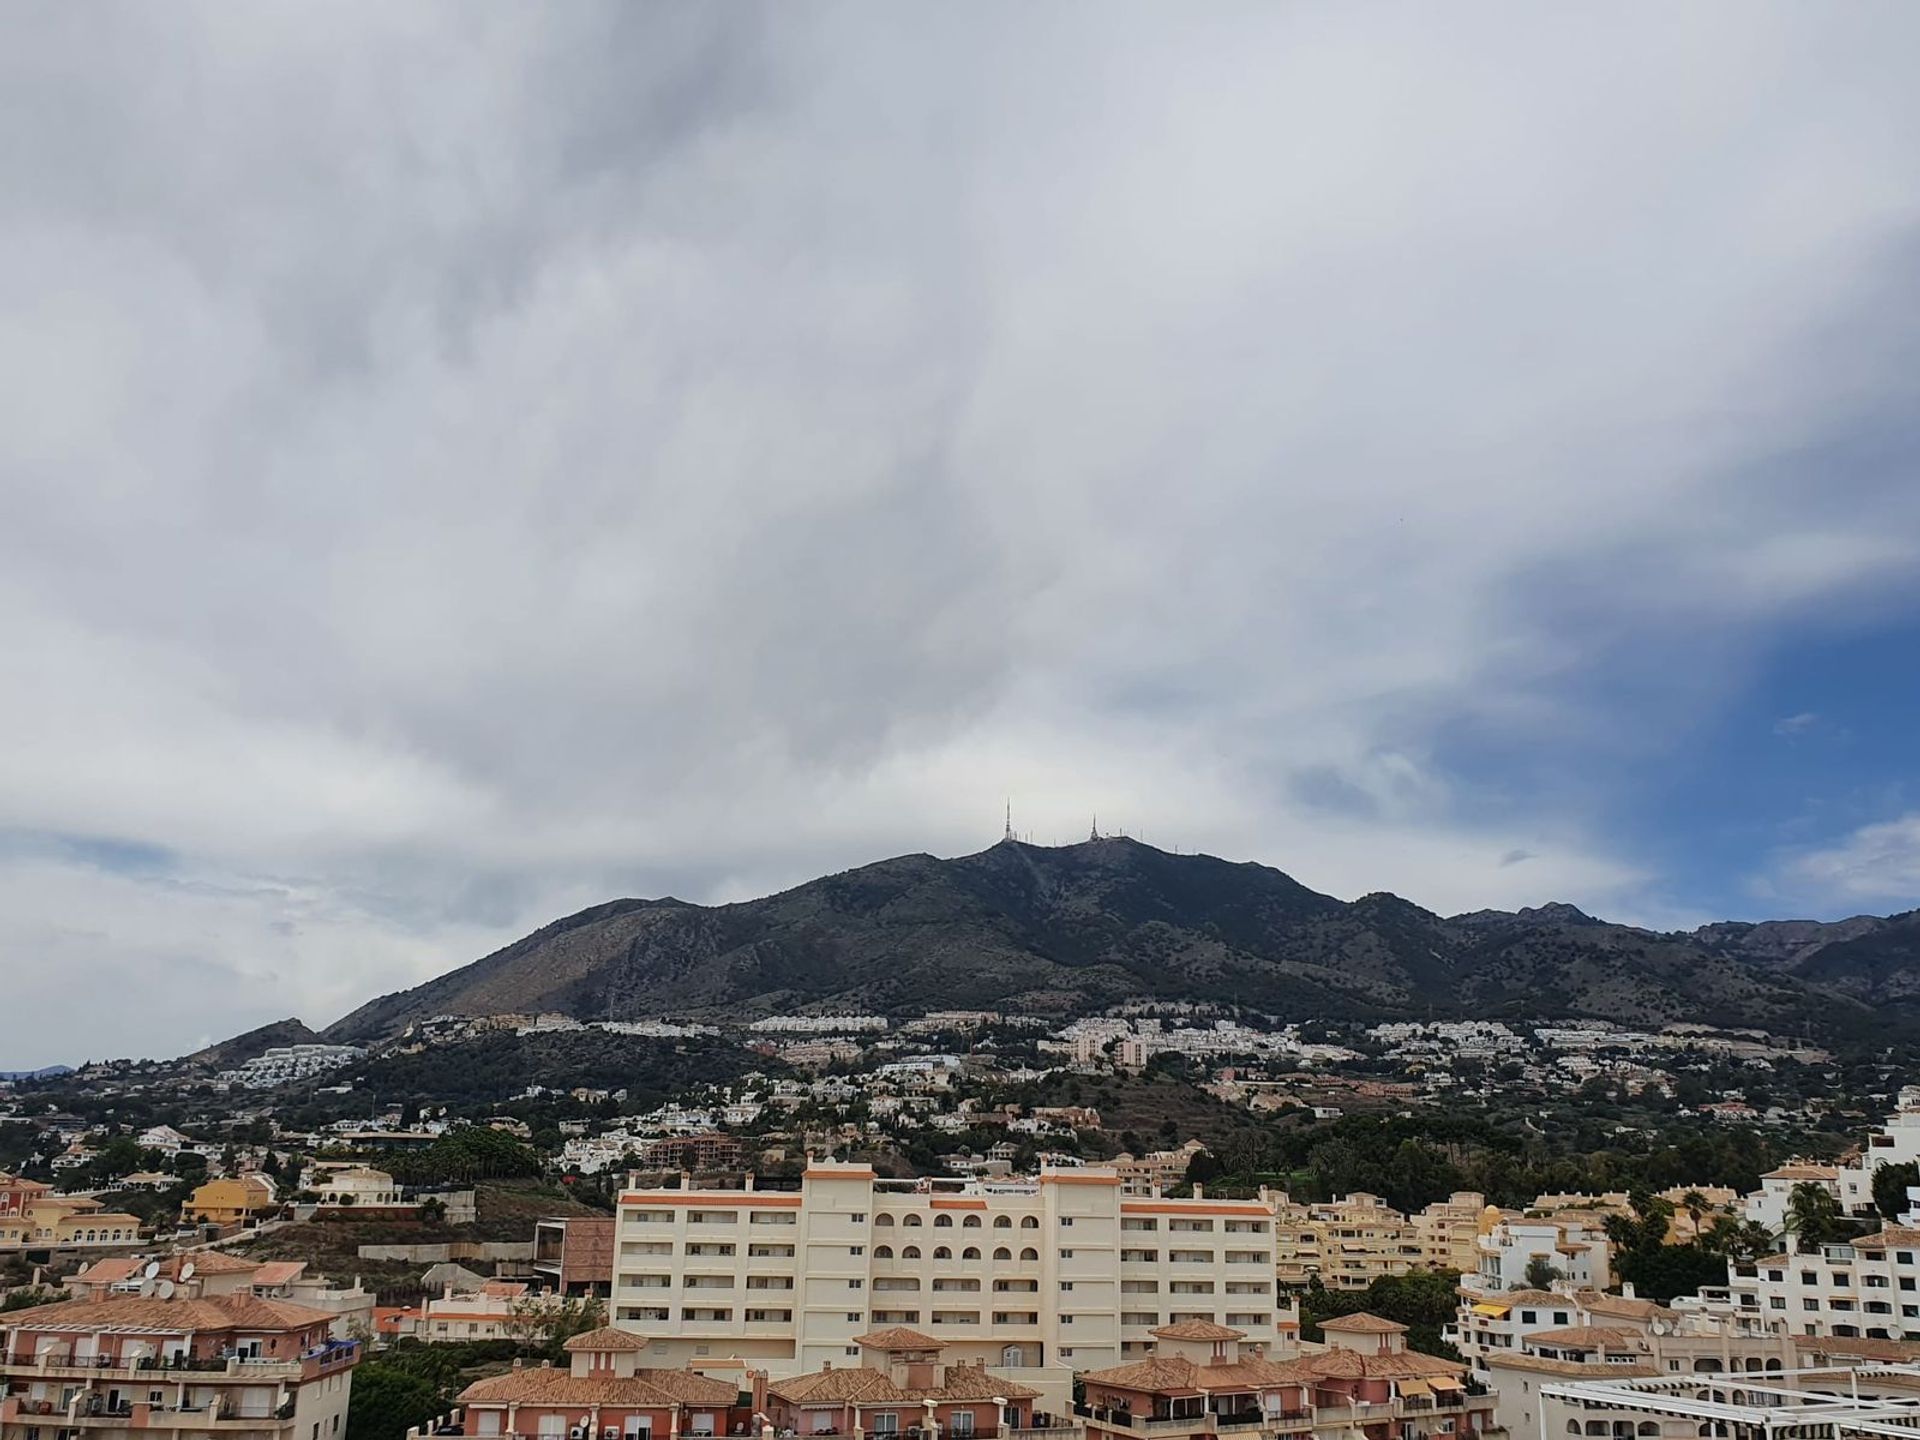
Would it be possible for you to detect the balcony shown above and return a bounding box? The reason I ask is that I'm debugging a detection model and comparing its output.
[1075,1406,1212,1436]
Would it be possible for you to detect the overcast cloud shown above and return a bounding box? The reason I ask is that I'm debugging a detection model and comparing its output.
[5,3,1920,1066]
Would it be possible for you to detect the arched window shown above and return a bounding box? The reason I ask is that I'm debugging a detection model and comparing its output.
[875,1214,895,1227]
[904,1214,923,1228]
[1021,1247,1039,1261]
[1021,1216,1040,1229]
[994,1217,1012,1229]
[963,1247,980,1260]
[1639,1424,1660,1435]
[903,1245,922,1260]
[963,1215,982,1228]
[875,1246,894,1259]
[1567,1424,1581,1435]
[1586,1422,1607,1435]
[1692,1360,1722,1374]
[934,1246,952,1260]
[1764,1360,1782,1372]
[935,1214,954,1228]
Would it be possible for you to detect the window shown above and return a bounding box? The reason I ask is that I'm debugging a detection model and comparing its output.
[963,1215,982,1228]
[875,1213,895,1227]
[850,1279,863,1289]
[851,1213,867,1223]
[1060,1249,1075,1260]
[994,1216,1012,1229]
[1021,1216,1039,1229]
[1021,1248,1039,1261]
[847,1312,862,1323]
[994,1248,1012,1261]
[1060,1281,1074,1292]
[1804,1299,1820,1311]
[1061,1217,1074,1227]
[963,1247,980,1260]
[872,1417,899,1436]
[934,1247,952,1260]
[904,1215,923,1227]
[876,1246,894,1259]
[851,1246,865,1256]
[903,1246,922,1260]
[936,1214,954,1228]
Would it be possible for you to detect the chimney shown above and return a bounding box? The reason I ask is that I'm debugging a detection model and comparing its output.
[1622,1282,1637,1299]
[1193,1185,1205,1200]
[511,1359,523,1372]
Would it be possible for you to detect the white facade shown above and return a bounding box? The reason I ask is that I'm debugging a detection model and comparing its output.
[1467,1217,1612,1294]
[611,1162,1296,1379]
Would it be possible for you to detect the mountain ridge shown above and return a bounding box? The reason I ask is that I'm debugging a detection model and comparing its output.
[319,838,1920,1048]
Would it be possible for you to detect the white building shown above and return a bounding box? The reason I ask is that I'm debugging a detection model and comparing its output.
[610,1161,1296,1387]
[1744,1162,1842,1233]
[1466,1215,1613,1295]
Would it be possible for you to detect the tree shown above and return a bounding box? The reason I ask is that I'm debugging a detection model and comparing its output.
[502,1294,606,1352]
[1523,1256,1564,1291]
[346,1363,442,1440]
[1785,1182,1847,1252]
[1873,1162,1920,1222]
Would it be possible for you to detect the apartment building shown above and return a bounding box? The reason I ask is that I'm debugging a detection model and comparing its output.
[1465,1215,1611,1295]
[1413,1193,1489,1273]
[0,1176,143,1254]
[0,1292,359,1440]
[1713,1228,1920,1341]
[1077,1313,1492,1440]
[1265,1193,1426,1290]
[610,1163,1295,1379]
[455,1329,744,1440]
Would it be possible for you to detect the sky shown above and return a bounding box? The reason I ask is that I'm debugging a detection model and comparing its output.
[5,4,1920,1067]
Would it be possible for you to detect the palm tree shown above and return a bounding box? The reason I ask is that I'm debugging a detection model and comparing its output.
[1785,1182,1843,1252]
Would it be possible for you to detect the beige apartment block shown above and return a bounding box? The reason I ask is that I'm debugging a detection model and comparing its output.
[611,1162,1298,1388]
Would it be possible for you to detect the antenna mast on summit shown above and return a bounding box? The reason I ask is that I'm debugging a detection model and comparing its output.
[1004,800,1013,842]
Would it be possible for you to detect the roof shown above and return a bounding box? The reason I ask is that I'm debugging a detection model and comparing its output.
[1297,1347,1463,1382]
[1525,1325,1647,1351]
[852,1325,942,1350]
[565,1327,652,1353]
[1484,1352,1661,1380]
[1318,1312,1407,1334]
[0,1293,336,1334]
[1079,1354,1316,1395]
[1573,1289,1674,1323]
[1151,1320,1246,1341]
[1461,1286,1561,1306]
[1852,1226,1920,1250]
[770,1363,1043,1406]
[74,1258,144,1286]
[1762,1163,1838,1181]
[169,1250,262,1277]
[250,1261,307,1287]
[461,1365,738,1409]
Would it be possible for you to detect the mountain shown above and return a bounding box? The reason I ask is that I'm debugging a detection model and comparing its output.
[323,838,1917,1047]
[181,1017,322,1071]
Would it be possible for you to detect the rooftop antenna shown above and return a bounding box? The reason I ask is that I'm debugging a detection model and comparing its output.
[1090,815,1100,842]
[1004,800,1013,842]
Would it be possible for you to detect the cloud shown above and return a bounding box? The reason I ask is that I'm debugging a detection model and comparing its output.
[1774,712,1821,737]
[1771,813,1920,909]
[3,4,1920,1062]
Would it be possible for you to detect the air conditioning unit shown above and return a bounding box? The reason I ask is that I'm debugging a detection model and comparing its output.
[572,1426,588,1439]
[604,1428,620,1439]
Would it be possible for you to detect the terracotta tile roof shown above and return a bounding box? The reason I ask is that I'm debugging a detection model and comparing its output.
[249,1261,307,1287]
[1762,1163,1838,1181]
[771,1364,1041,1406]
[1851,1226,1920,1250]
[565,1327,651,1353]
[1791,1335,1920,1364]
[1298,1348,1463,1381]
[74,1258,144,1286]
[853,1326,942,1350]
[1525,1326,1648,1351]
[1078,1355,1314,1395]
[1318,1312,1406,1334]
[168,1251,262,1277]
[1571,1289,1671,1322]
[0,1293,335,1334]
[1460,1287,1561,1306]
[460,1366,738,1408]
[1151,1321,1246,1341]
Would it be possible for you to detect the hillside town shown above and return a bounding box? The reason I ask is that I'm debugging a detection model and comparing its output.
[4,1006,1920,1440]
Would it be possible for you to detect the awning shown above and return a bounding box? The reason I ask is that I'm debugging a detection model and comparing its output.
[1469,1303,1510,1318]
[1427,1377,1464,1392]
[1397,1380,1432,1398]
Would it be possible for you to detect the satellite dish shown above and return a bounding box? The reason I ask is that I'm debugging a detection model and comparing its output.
[1650,1320,1671,1336]
[138,1279,157,1298]
[156,1279,176,1300]
[179,1262,195,1281]
[143,1261,161,1279]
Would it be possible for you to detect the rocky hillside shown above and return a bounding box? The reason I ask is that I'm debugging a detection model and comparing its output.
[321,838,1920,1046]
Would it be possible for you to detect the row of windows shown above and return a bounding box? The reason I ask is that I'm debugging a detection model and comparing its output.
[876,1213,1040,1229]
[874,1245,1039,1261]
